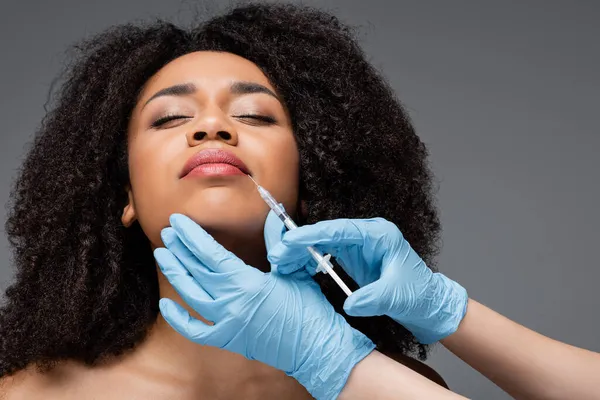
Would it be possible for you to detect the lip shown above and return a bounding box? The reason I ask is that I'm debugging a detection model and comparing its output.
[180,148,250,178]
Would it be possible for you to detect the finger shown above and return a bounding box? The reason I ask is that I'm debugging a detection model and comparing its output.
[276,262,305,275]
[159,228,219,285]
[272,249,312,274]
[154,248,220,322]
[287,268,315,283]
[268,240,344,269]
[276,255,318,276]
[306,262,318,276]
[156,233,230,301]
[283,219,365,246]
[263,208,286,252]
[268,219,364,264]
[169,213,248,274]
[343,281,386,317]
[159,298,218,345]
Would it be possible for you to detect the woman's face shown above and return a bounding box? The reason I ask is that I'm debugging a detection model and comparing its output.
[123,51,299,260]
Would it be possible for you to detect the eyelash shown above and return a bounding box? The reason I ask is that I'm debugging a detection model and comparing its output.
[150,114,187,128]
[150,114,276,128]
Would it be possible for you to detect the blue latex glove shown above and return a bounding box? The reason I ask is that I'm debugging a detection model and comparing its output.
[154,211,375,400]
[267,218,468,344]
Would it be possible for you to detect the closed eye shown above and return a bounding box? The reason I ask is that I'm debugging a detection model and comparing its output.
[234,114,277,124]
[150,114,189,128]
[150,114,276,129]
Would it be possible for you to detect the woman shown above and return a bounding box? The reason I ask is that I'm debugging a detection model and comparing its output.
[1,3,446,398]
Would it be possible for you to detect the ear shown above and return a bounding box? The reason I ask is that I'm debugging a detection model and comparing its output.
[121,185,138,228]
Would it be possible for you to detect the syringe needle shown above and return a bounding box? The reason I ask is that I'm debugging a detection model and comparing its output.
[248,174,260,187]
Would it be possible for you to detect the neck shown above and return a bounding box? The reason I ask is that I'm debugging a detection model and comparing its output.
[113,235,296,398]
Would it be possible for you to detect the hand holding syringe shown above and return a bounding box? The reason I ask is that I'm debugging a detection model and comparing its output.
[248,175,353,296]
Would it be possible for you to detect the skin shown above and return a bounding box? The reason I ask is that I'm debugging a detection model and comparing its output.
[1,51,445,399]
[440,299,600,399]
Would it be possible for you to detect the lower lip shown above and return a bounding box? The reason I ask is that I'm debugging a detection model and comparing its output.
[184,163,245,178]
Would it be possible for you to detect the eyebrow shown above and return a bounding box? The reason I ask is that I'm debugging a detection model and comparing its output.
[142,81,280,109]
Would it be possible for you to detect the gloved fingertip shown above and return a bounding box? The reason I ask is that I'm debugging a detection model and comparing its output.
[343,296,360,314]
[344,300,382,317]
[343,302,369,317]
[275,263,296,275]
[153,247,165,259]
[159,298,189,320]
[168,213,186,228]
[279,228,300,245]
[343,284,383,316]
[159,298,197,339]
[266,243,284,262]
[159,298,176,314]
[153,250,171,274]
[160,227,177,246]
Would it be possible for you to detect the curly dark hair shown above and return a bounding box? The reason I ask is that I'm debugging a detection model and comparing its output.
[0,2,441,377]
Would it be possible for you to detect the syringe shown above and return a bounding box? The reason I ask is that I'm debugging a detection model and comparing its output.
[248,175,353,296]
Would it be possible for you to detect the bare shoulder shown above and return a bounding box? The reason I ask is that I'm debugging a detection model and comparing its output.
[384,352,448,389]
[0,363,83,400]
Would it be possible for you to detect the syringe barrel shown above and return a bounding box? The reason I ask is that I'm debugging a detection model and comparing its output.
[280,213,298,230]
[257,185,297,229]
[258,187,280,210]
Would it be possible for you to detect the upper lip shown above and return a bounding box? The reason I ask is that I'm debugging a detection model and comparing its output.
[180,148,250,177]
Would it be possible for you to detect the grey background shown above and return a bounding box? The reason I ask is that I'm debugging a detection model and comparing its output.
[1,0,598,398]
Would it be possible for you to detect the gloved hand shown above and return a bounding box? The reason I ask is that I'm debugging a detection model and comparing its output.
[154,210,375,400]
[267,218,468,344]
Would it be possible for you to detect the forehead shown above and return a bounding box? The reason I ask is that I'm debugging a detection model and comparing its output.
[138,51,274,100]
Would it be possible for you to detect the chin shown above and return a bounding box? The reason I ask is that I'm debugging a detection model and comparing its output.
[181,202,271,268]
[183,200,269,238]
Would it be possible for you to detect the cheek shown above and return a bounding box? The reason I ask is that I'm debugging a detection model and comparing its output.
[127,135,182,243]
[257,136,300,216]
[129,138,178,193]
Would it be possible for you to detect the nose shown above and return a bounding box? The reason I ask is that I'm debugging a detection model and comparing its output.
[186,110,238,146]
